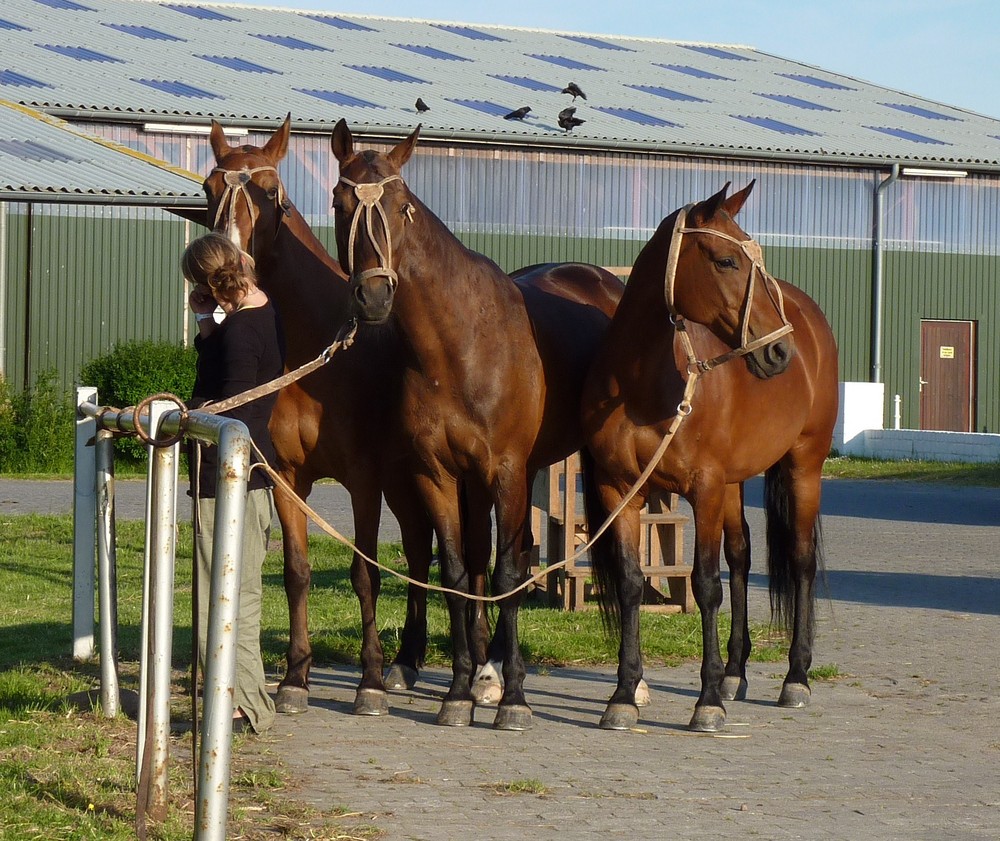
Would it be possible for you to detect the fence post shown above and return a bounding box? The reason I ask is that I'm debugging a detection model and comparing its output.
[95,426,120,717]
[73,387,98,661]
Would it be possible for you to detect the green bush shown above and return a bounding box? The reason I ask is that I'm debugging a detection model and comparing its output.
[0,371,76,474]
[79,340,197,462]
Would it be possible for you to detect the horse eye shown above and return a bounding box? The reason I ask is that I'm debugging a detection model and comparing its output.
[265,187,278,200]
[715,257,738,271]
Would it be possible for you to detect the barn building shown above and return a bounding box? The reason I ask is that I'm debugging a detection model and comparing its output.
[2,0,1000,434]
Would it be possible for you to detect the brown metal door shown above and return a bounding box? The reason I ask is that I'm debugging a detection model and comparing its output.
[919,320,975,431]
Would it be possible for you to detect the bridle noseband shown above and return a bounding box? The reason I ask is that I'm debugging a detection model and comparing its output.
[663,204,793,374]
[209,165,289,264]
[337,173,412,288]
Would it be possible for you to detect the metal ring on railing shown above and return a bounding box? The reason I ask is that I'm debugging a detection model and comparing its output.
[132,392,189,448]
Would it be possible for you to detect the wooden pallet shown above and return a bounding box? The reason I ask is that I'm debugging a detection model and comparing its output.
[529,453,693,612]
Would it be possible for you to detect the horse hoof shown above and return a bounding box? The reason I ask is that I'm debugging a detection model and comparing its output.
[471,675,503,706]
[599,703,639,731]
[353,688,390,716]
[634,679,652,707]
[688,705,726,732]
[384,663,419,691]
[720,676,748,701]
[436,700,475,727]
[778,682,811,708]
[493,704,533,731]
[275,686,309,715]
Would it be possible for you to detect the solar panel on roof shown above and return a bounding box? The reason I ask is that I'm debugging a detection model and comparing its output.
[628,84,706,103]
[447,99,514,117]
[681,45,750,61]
[881,102,959,122]
[133,78,224,99]
[865,126,950,145]
[0,17,30,30]
[0,69,53,88]
[254,34,329,51]
[491,75,561,93]
[40,44,123,63]
[163,4,238,22]
[655,64,731,81]
[199,55,280,74]
[559,35,633,52]
[0,138,77,163]
[778,73,854,91]
[434,24,506,42]
[732,115,820,136]
[104,23,184,41]
[32,0,94,10]
[394,44,470,61]
[594,106,679,128]
[756,93,835,111]
[305,15,376,32]
[348,65,427,84]
[527,54,603,71]
[295,89,383,109]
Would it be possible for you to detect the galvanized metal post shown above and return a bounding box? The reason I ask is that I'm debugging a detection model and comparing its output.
[141,400,179,821]
[195,418,252,841]
[95,427,120,718]
[73,387,98,661]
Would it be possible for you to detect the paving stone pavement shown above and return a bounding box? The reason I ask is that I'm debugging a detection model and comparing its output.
[3,477,998,839]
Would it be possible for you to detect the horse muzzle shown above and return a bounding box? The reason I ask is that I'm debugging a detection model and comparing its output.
[350,271,397,325]
[745,337,794,379]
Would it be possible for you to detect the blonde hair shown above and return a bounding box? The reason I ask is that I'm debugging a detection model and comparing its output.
[181,233,255,304]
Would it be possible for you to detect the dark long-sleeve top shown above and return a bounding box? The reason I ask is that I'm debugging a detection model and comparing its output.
[188,303,284,498]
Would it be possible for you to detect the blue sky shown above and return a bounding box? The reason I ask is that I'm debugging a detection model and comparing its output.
[235,0,1000,120]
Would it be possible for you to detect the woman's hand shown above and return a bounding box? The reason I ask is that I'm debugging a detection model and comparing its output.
[189,284,217,315]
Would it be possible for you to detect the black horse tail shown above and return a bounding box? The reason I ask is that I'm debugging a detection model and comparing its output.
[764,463,825,634]
[580,448,621,634]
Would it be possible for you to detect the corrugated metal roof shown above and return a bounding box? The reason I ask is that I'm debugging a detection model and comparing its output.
[0,98,203,202]
[3,0,1000,168]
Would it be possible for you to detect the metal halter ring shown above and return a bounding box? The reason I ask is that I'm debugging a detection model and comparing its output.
[132,393,189,448]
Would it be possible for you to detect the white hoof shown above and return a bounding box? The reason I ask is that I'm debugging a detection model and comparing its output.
[471,661,504,706]
[634,679,651,707]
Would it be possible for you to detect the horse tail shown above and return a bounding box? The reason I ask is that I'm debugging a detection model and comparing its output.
[579,448,621,634]
[764,464,825,633]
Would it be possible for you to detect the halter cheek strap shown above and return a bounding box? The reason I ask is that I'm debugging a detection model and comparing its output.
[209,165,288,262]
[337,174,410,287]
[663,205,794,374]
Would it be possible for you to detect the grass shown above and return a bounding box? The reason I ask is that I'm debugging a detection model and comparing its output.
[0,512,787,838]
[822,455,1000,486]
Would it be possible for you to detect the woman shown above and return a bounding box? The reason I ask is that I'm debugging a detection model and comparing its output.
[181,232,284,735]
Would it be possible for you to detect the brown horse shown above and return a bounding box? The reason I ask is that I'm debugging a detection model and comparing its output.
[330,119,623,729]
[582,182,839,732]
[204,117,439,717]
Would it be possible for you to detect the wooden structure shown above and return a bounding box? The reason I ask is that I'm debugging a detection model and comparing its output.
[530,453,693,612]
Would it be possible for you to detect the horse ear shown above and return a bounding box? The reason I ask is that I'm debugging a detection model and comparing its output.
[331,118,354,165]
[261,113,291,163]
[387,124,421,169]
[723,180,756,218]
[209,120,231,162]
[701,182,732,219]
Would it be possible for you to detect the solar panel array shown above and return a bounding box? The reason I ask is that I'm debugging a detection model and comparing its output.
[3,0,1000,166]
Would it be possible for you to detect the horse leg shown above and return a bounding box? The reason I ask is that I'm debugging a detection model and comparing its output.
[721,482,752,702]
[462,482,503,706]
[769,456,824,709]
[688,484,729,732]
[491,476,533,731]
[383,473,434,691]
[274,475,314,714]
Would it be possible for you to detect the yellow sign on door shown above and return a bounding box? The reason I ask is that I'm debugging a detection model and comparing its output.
[939,346,955,359]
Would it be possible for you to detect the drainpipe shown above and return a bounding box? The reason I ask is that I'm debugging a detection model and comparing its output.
[871,163,900,383]
[0,201,6,381]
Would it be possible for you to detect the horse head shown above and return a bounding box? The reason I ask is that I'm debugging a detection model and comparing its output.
[330,118,420,325]
[667,181,794,379]
[203,114,293,264]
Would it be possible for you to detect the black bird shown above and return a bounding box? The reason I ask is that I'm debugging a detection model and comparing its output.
[504,106,531,120]
[415,97,430,113]
[561,82,587,101]
[558,106,585,131]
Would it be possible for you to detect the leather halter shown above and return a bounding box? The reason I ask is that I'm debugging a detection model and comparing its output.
[209,165,288,265]
[663,204,794,374]
[337,173,410,288]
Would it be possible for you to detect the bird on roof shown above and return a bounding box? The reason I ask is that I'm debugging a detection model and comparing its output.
[561,82,587,101]
[504,106,531,120]
[558,106,585,132]
[415,97,430,113]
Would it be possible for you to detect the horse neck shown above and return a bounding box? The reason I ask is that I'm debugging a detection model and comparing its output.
[255,209,352,364]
